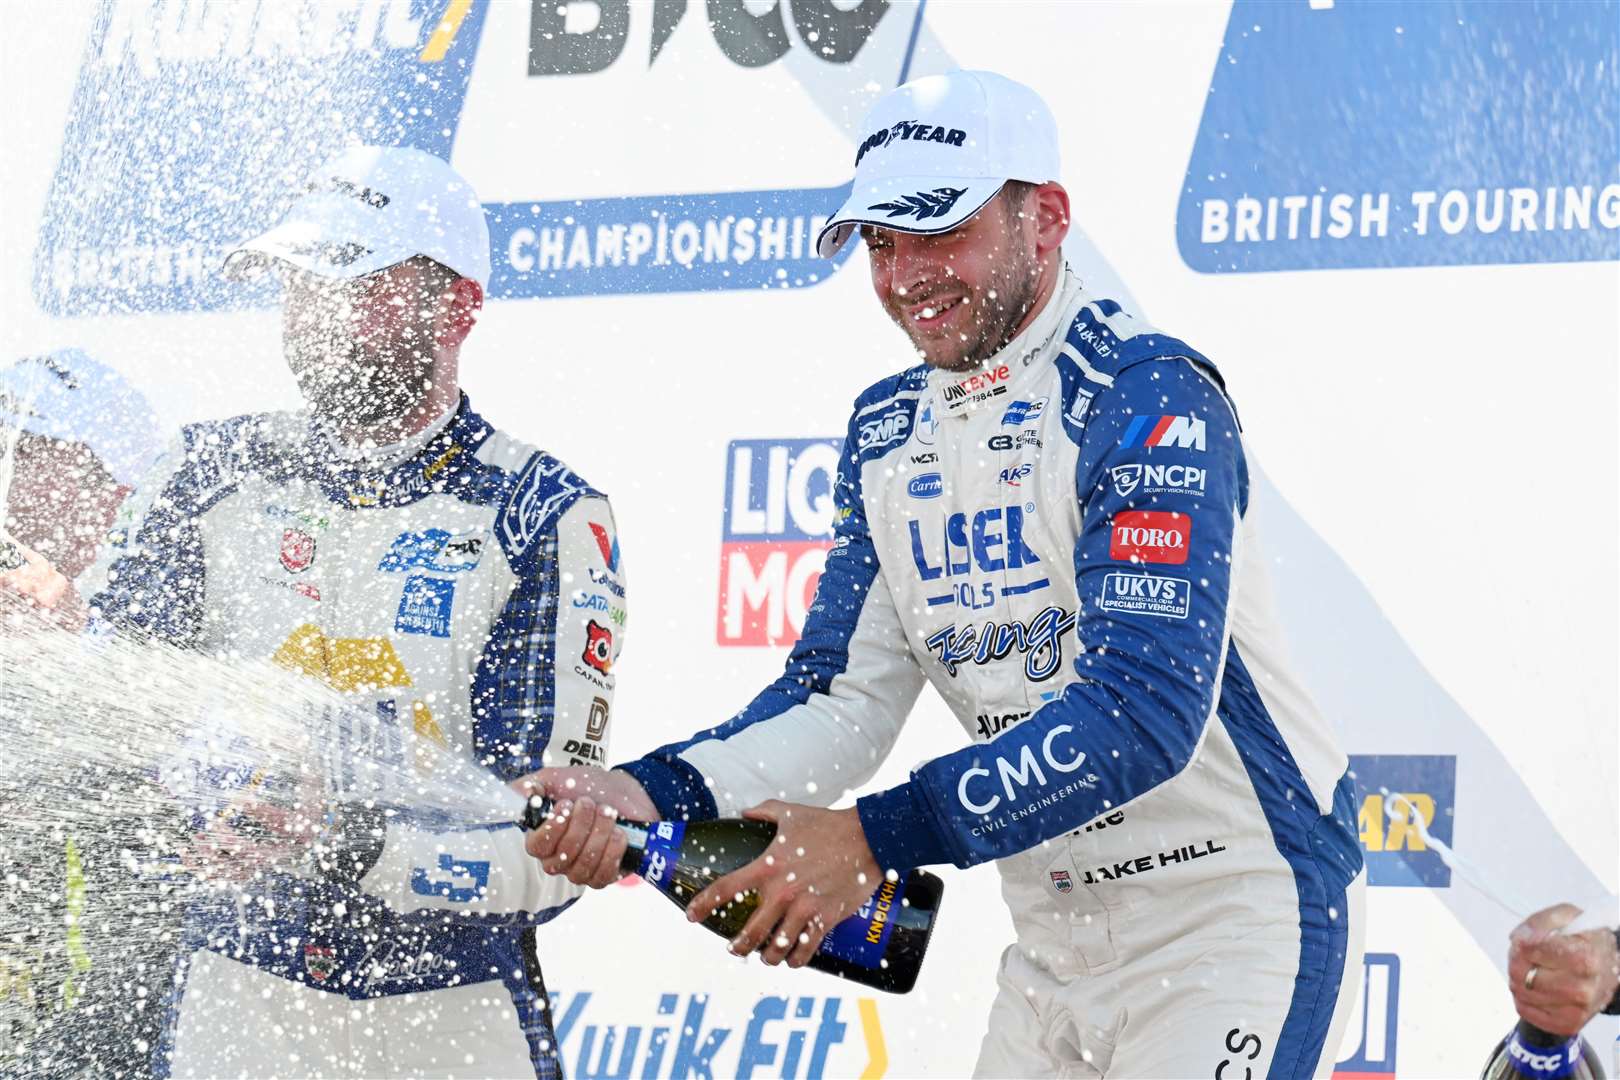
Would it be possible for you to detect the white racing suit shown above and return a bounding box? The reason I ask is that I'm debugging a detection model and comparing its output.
[85,394,625,1079]
[620,271,1364,1077]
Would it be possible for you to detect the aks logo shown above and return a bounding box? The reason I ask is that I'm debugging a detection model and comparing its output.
[589,522,621,573]
[1117,414,1206,451]
[1108,511,1191,566]
[718,438,839,647]
[1179,1,1619,273]
[1349,755,1457,888]
[38,0,934,313]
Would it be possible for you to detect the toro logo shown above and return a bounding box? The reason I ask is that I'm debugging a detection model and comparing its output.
[718,438,840,646]
[1109,511,1191,565]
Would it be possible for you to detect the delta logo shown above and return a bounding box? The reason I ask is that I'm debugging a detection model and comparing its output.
[718,438,840,647]
[1108,511,1191,566]
[1349,755,1457,888]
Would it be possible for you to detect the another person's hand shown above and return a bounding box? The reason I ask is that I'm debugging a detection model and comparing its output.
[1508,904,1620,1036]
[0,535,87,630]
[686,801,883,970]
[515,767,657,889]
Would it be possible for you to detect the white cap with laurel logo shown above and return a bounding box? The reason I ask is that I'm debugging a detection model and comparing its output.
[816,70,1061,259]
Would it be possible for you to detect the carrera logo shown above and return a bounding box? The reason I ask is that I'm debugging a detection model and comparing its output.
[1111,463,1207,498]
[907,472,943,499]
[942,365,1010,403]
[1109,511,1191,565]
[1118,413,1206,451]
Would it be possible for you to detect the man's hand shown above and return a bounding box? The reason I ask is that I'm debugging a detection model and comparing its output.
[686,801,882,970]
[0,536,87,631]
[1509,904,1620,1036]
[515,767,657,889]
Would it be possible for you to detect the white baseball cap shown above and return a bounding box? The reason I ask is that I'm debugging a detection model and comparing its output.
[816,70,1061,259]
[0,349,161,487]
[224,145,491,289]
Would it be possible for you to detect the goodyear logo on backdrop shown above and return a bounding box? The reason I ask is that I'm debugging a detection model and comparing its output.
[35,0,930,315]
[718,438,840,647]
[1179,1,1619,273]
[1349,754,1456,888]
[1331,953,1400,1080]
[550,988,885,1079]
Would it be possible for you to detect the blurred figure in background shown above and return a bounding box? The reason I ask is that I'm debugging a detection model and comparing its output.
[0,347,167,1078]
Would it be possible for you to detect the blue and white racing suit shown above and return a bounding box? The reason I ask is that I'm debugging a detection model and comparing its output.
[621,271,1365,1078]
[85,394,625,1079]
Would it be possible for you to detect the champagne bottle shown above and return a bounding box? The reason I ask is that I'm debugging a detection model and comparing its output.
[1478,1019,1604,1080]
[522,797,941,994]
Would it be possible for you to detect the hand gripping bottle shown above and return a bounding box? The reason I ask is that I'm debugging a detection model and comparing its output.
[1479,1020,1606,1080]
[523,797,941,993]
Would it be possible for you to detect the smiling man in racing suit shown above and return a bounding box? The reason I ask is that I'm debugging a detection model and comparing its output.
[50,147,625,1078]
[524,71,1363,1077]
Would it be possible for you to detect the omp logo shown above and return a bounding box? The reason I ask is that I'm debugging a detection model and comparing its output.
[548,989,883,1080]
[1350,755,1457,887]
[856,402,912,451]
[1180,2,1619,272]
[718,438,839,647]
[955,723,1088,815]
[38,0,931,312]
[1333,954,1400,1079]
[1117,414,1206,451]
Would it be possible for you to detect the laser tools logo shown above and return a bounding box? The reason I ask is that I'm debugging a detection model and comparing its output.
[1178,1,1619,273]
[35,0,933,314]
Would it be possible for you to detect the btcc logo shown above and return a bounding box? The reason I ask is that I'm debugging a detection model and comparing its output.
[1111,463,1207,498]
[956,723,1088,815]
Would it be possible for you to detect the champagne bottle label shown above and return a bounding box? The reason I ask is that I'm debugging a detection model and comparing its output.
[638,821,687,892]
[815,874,909,970]
[1504,1029,1582,1080]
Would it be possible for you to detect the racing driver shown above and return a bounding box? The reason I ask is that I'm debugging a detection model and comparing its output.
[6,147,625,1078]
[521,71,1365,1077]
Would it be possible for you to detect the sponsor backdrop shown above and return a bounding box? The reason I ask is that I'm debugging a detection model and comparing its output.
[3,1,1617,1075]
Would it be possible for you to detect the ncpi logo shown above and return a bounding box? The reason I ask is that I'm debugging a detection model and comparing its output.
[36,0,933,314]
[717,438,840,647]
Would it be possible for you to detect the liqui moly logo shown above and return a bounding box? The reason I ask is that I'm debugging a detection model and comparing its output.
[1108,511,1191,565]
[1332,954,1401,1079]
[718,438,840,646]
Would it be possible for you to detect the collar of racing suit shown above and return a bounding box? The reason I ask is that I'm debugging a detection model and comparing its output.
[312,395,460,471]
[926,264,1084,419]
